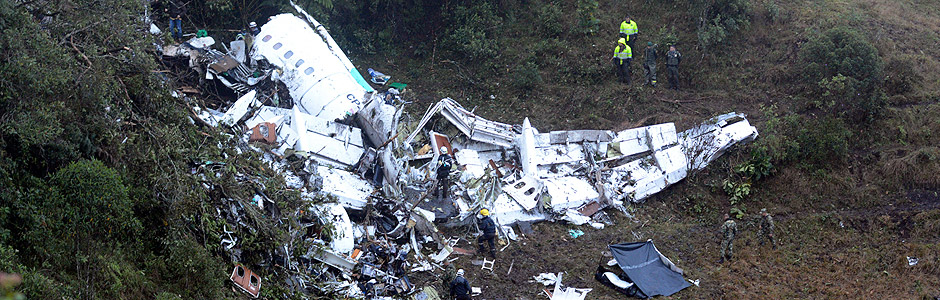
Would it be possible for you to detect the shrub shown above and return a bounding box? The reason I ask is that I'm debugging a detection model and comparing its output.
[801,26,885,123]
[795,116,852,167]
[883,55,923,96]
[695,0,750,47]
[444,2,503,60]
[576,0,601,34]
[538,3,565,38]
[512,61,543,91]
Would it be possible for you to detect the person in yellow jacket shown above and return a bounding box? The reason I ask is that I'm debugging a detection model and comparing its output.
[610,38,632,84]
[619,15,639,51]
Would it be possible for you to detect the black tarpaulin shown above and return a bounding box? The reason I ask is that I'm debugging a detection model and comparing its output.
[608,240,691,297]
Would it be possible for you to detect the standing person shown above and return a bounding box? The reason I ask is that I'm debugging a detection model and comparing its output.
[619,15,639,51]
[719,213,737,263]
[166,0,184,40]
[666,45,682,90]
[435,147,453,200]
[611,38,632,84]
[450,269,472,300]
[758,208,777,249]
[643,42,658,87]
[477,209,497,258]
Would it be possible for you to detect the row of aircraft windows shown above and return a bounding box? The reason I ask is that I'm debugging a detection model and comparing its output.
[262,35,314,75]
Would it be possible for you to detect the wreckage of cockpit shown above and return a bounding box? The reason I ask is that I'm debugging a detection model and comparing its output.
[166,2,757,298]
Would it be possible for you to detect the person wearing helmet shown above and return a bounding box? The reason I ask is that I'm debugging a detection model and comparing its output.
[758,208,777,249]
[450,268,471,300]
[477,209,497,258]
[435,146,454,200]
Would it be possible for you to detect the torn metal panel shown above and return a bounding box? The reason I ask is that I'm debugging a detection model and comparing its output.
[187,36,215,49]
[517,118,539,177]
[230,40,247,63]
[501,175,542,211]
[405,98,516,148]
[315,203,355,255]
[314,248,356,271]
[209,55,240,73]
[252,13,368,120]
[356,97,398,147]
[221,90,260,126]
[490,193,547,226]
[680,112,758,171]
[249,122,277,144]
[231,265,262,298]
[318,166,373,210]
[250,106,364,167]
[454,149,486,183]
[543,177,598,212]
[548,130,614,144]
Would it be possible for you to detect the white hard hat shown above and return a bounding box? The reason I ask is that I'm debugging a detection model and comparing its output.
[456,269,465,276]
[440,146,448,154]
[249,21,257,26]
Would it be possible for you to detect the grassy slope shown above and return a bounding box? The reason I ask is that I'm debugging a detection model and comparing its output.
[351,0,940,298]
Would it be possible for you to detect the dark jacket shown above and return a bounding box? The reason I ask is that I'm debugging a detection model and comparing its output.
[479,216,496,236]
[645,46,657,64]
[436,154,452,180]
[666,50,682,66]
[450,276,471,296]
[167,0,185,19]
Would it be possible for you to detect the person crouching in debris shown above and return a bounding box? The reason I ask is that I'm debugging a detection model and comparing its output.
[477,209,497,258]
[758,208,777,249]
[719,213,738,263]
[441,262,457,294]
[434,147,454,200]
[450,269,472,300]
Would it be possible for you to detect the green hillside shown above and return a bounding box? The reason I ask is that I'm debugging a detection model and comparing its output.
[2,0,939,298]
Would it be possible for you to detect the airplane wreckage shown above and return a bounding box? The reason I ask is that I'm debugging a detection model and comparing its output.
[161,3,757,298]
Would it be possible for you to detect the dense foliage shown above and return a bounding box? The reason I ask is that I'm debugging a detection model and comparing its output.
[801,26,885,123]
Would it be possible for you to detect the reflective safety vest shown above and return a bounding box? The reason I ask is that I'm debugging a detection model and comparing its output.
[614,38,632,62]
[619,20,638,38]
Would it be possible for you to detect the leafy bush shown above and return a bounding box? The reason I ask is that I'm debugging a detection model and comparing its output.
[883,55,923,96]
[695,0,750,47]
[444,2,503,61]
[795,117,852,167]
[801,26,885,123]
[538,3,565,38]
[723,179,752,206]
[735,147,775,181]
[512,61,543,91]
[576,0,601,34]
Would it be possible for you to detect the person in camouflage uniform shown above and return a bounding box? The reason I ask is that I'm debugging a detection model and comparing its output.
[758,208,777,249]
[719,213,737,263]
[440,262,456,293]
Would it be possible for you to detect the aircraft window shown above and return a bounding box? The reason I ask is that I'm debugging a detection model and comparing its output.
[273,43,282,50]
[284,51,293,59]
[304,67,314,75]
[261,35,272,42]
[295,59,304,68]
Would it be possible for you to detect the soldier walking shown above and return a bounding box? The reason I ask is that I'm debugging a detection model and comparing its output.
[719,213,737,263]
[758,208,777,249]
